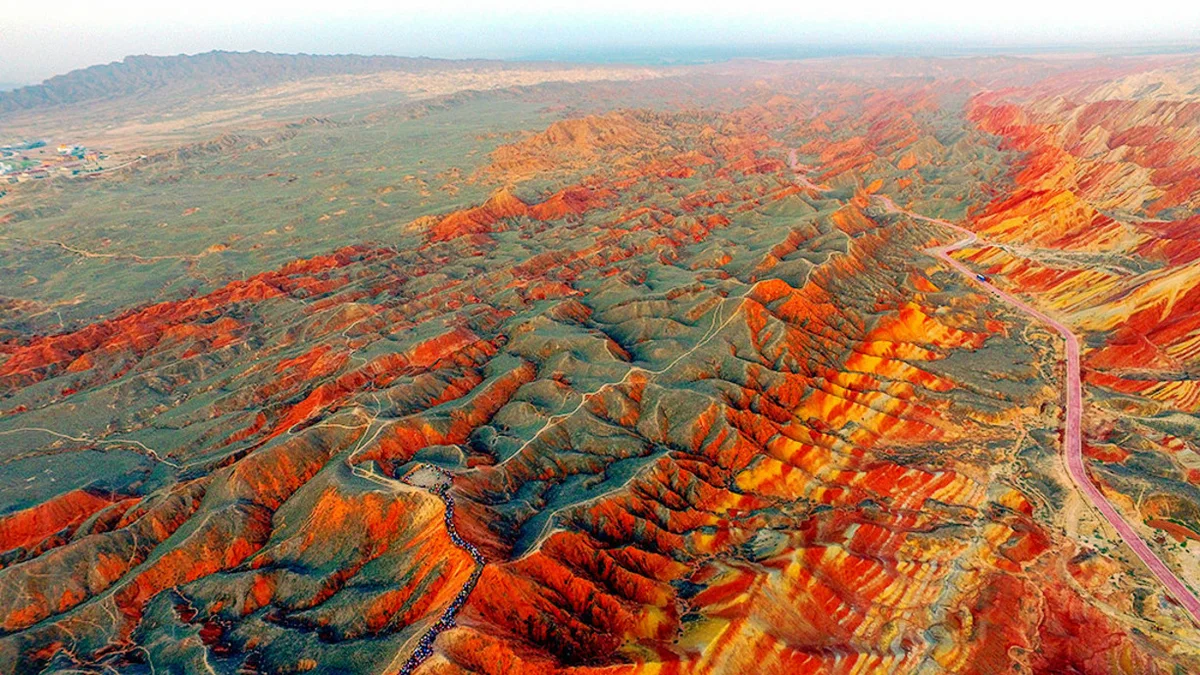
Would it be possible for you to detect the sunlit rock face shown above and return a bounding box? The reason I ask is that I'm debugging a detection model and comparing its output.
[1,53,1199,674]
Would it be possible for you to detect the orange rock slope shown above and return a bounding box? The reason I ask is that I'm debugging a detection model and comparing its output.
[958,56,1200,577]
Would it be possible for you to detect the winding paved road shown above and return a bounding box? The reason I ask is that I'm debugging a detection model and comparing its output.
[878,195,1200,625]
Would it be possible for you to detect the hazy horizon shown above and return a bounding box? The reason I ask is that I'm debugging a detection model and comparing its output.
[4,0,1200,85]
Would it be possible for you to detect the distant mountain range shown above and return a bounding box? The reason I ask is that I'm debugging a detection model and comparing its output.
[0,51,514,114]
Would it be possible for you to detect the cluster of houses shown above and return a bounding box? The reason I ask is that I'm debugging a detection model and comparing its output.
[0,139,106,184]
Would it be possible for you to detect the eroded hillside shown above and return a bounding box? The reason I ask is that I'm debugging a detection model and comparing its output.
[1,54,1199,674]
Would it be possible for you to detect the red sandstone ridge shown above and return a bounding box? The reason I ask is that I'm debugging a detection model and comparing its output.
[486,111,666,181]
[0,489,121,555]
[424,183,623,243]
[529,185,617,221]
[427,189,530,242]
[0,246,377,392]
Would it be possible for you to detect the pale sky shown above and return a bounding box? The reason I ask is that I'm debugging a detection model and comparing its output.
[2,0,1198,84]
